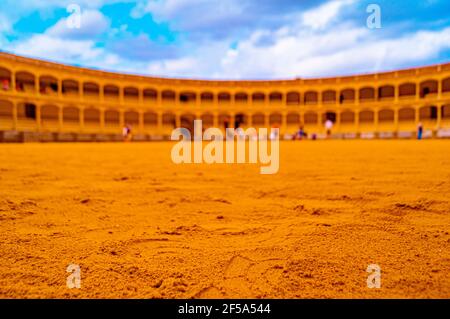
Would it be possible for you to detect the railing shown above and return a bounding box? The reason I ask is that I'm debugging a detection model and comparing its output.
[62,91,79,98]
[83,92,100,101]
[2,84,450,114]
[104,95,119,102]
[360,98,375,103]
[124,96,139,104]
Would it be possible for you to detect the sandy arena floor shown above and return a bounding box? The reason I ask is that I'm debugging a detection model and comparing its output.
[0,140,449,298]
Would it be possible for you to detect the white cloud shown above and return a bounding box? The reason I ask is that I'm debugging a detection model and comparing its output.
[6,33,124,74]
[11,34,103,61]
[0,12,12,47]
[3,0,124,11]
[301,0,355,30]
[147,57,200,76]
[130,0,325,40]
[132,0,242,21]
[122,0,450,79]
[141,25,450,79]
[3,0,450,80]
[46,10,110,39]
[0,0,127,39]
[0,13,12,33]
[2,7,118,72]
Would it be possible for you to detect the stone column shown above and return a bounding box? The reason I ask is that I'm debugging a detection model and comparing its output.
[213,93,219,110]
[58,106,63,132]
[213,112,219,128]
[138,111,144,134]
[281,92,287,107]
[230,94,236,112]
[11,72,16,91]
[12,101,18,130]
[175,92,180,110]
[157,90,162,108]
[100,109,105,132]
[414,107,419,127]
[230,112,235,129]
[264,93,269,109]
[355,111,360,135]
[317,111,322,131]
[36,104,41,132]
[79,108,85,132]
[335,111,341,133]
[374,109,379,135]
[436,104,442,131]
[119,88,124,105]
[281,112,287,135]
[81,82,85,101]
[119,110,125,128]
[247,113,252,127]
[264,112,270,128]
[416,83,420,101]
[35,75,40,94]
[394,108,399,134]
[138,88,143,105]
[58,79,62,98]
[174,113,180,129]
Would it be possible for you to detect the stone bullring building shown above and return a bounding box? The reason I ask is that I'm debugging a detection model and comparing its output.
[1,51,450,142]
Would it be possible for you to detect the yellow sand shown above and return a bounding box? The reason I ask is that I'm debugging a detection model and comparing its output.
[0,140,449,299]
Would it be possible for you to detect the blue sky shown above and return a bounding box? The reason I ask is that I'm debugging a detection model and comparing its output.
[1,0,450,79]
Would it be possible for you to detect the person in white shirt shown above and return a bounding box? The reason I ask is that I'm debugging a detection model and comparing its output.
[325,119,333,138]
[122,125,132,142]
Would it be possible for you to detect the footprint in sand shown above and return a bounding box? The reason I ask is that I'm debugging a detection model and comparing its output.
[224,255,254,278]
